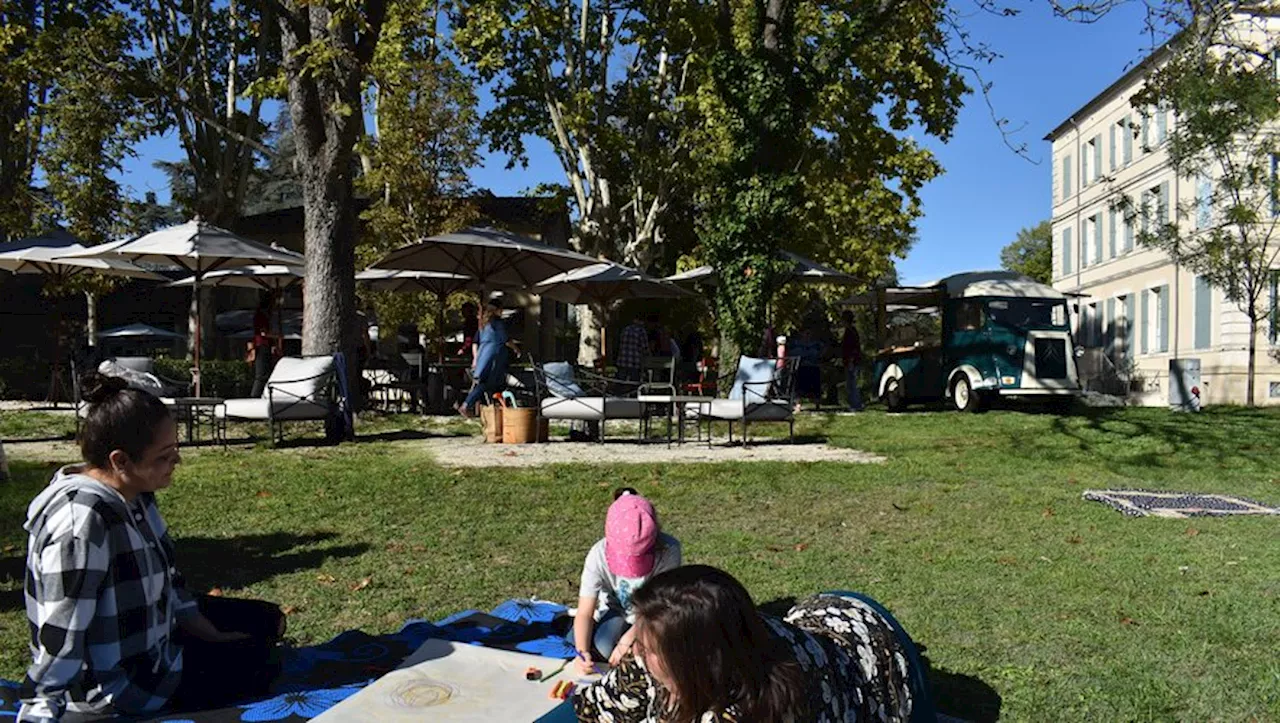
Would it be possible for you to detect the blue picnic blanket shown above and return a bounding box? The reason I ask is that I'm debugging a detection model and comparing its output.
[0,600,574,722]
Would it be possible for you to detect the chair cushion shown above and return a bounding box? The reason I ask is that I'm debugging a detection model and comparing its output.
[542,361,585,398]
[264,356,334,400]
[688,399,792,422]
[729,356,777,403]
[540,396,643,421]
[112,357,156,373]
[217,398,332,421]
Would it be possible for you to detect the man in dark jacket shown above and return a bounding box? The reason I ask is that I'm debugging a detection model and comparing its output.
[841,311,865,412]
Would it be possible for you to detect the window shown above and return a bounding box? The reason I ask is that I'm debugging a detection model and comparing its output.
[1085,302,1100,346]
[1196,175,1212,230]
[1123,212,1135,253]
[1194,276,1212,350]
[954,301,984,331]
[1143,286,1170,354]
[987,300,1068,329]
[1271,381,1280,399]
[1141,111,1152,151]
[1121,116,1134,165]
[1085,135,1102,184]
[1156,105,1168,144]
[1062,154,1073,201]
[1122,295,1135,363]
[1270,270,1280,343]
[1142,183,1168,234]
[1062,227,1073,275]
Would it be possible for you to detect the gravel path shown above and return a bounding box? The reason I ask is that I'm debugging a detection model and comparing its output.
[420,436,884,467]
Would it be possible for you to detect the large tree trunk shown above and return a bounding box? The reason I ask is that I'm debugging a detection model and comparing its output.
[279,1,387,412]
[577,305,603,367]
[84,290,97,350]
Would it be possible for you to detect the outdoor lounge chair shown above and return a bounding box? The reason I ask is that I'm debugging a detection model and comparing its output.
[71,356,191,431]
[533,361,646,442]
[690,356,800,445]
[216,355,338,445]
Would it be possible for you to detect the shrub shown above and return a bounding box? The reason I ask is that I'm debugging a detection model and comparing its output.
[154,357,254,398]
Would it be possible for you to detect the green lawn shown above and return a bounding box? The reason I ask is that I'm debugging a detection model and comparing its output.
[1,406,1278,721]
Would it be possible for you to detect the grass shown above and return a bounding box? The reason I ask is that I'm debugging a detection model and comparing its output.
[1,405,1278,721]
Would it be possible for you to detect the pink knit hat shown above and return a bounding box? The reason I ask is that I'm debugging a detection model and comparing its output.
[605,492,659,578]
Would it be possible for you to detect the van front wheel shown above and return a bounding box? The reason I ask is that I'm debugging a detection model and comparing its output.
[883,377,906,412]
[952,376,984,413]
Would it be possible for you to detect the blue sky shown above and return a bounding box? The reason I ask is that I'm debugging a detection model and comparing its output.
[118,3,1158,286]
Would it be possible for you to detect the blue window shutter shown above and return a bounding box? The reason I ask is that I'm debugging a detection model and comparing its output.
[1272,155,1279,217]
[1063,227,1073,274]
[1158,286,1170,353]
[1093,136,1102,182]
[1109,208,1117,258]
[1194,277,1211,350]
[1157,106,1168,143]
[1109,124,1117,170]
[1062,155,1072,201]
[1197,176,1212,229]
[1160,182,1170,224]
[1142,113,1151,150]
[1140,290,1149,354]
[1124,214,1135,252]
[1124,295,1136,362]
[1122,116,1133,164]
[1093,216,1102,263]
[1081,221,1089,268]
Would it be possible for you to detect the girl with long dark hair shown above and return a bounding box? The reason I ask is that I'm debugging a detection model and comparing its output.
[575,565,931,723]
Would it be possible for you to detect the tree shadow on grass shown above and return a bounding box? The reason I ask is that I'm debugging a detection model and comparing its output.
[175,531,368,595]
[1046,406,1280,474]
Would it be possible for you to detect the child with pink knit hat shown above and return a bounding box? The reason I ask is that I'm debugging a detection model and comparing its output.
[570,488,682,675]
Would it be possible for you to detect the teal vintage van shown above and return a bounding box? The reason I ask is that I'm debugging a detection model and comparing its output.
[849,271,1082,412]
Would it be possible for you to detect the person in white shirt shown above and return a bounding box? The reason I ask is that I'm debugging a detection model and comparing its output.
[571,488,682,675]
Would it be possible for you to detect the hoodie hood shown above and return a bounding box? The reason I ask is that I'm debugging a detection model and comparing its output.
[24,464,128,534]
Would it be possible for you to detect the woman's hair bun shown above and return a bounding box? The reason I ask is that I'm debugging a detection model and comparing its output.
[80,372,129,405]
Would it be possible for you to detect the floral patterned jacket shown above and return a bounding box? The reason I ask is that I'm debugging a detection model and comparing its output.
[574,592,915,723]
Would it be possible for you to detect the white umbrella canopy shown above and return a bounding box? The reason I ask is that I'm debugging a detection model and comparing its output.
[167,264,305,291]
[664,250,858,287]
[355,269,490,296]
[0,229,164,282]
[532,261,694,307]
[370,226,598,291]
[96,323,186,340]
[59,219,303,273]
[60,219,304,395]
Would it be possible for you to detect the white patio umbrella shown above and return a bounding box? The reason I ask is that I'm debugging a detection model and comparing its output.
[96,323,187,341]
[167,264,305,292]
[370,226,599,296]
[0,229,165,403]
[0,229,164,282]
[664,250,858,287]
[60,219,304,395]
[533,261,693,361]
[356,269,508,362]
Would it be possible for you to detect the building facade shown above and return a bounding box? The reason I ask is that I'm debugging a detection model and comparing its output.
[1046,46,1280,406]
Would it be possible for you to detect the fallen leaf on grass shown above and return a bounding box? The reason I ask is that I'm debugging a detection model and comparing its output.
[316,574,337,584]
[207,587,224,597]
[996,556,1018,566]
[1041,507,1055,518]
[1119,616,1139,626]
[351,576,372,592]
[1185,527,1199,537]
[1066,535,1083,544]
[891,503,909,512]
[254,490,272,498]
[1038,556,1053,563]
[2,544,15,554]
[793,543,809,552]
[282,605,299,615]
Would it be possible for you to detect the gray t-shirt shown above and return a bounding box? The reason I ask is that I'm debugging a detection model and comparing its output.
[578,533,682,623]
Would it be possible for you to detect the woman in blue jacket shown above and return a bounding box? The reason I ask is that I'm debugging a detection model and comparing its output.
[456,298,510,417]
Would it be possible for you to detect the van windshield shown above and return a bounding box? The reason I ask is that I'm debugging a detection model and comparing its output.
[986,299,1067,329]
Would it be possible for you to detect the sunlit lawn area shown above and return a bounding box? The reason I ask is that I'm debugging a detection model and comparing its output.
[1,406,1277,721]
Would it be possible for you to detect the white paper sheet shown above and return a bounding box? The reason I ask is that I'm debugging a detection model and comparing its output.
[312,639,578,723]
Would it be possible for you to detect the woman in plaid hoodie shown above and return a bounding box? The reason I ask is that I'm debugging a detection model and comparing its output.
[19,374,285,722]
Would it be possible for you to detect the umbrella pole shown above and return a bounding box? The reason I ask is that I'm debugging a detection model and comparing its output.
[193,273,202,397]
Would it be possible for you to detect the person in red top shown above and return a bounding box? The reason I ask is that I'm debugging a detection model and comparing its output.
[249,292,279,398]
[841,310,865,412]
